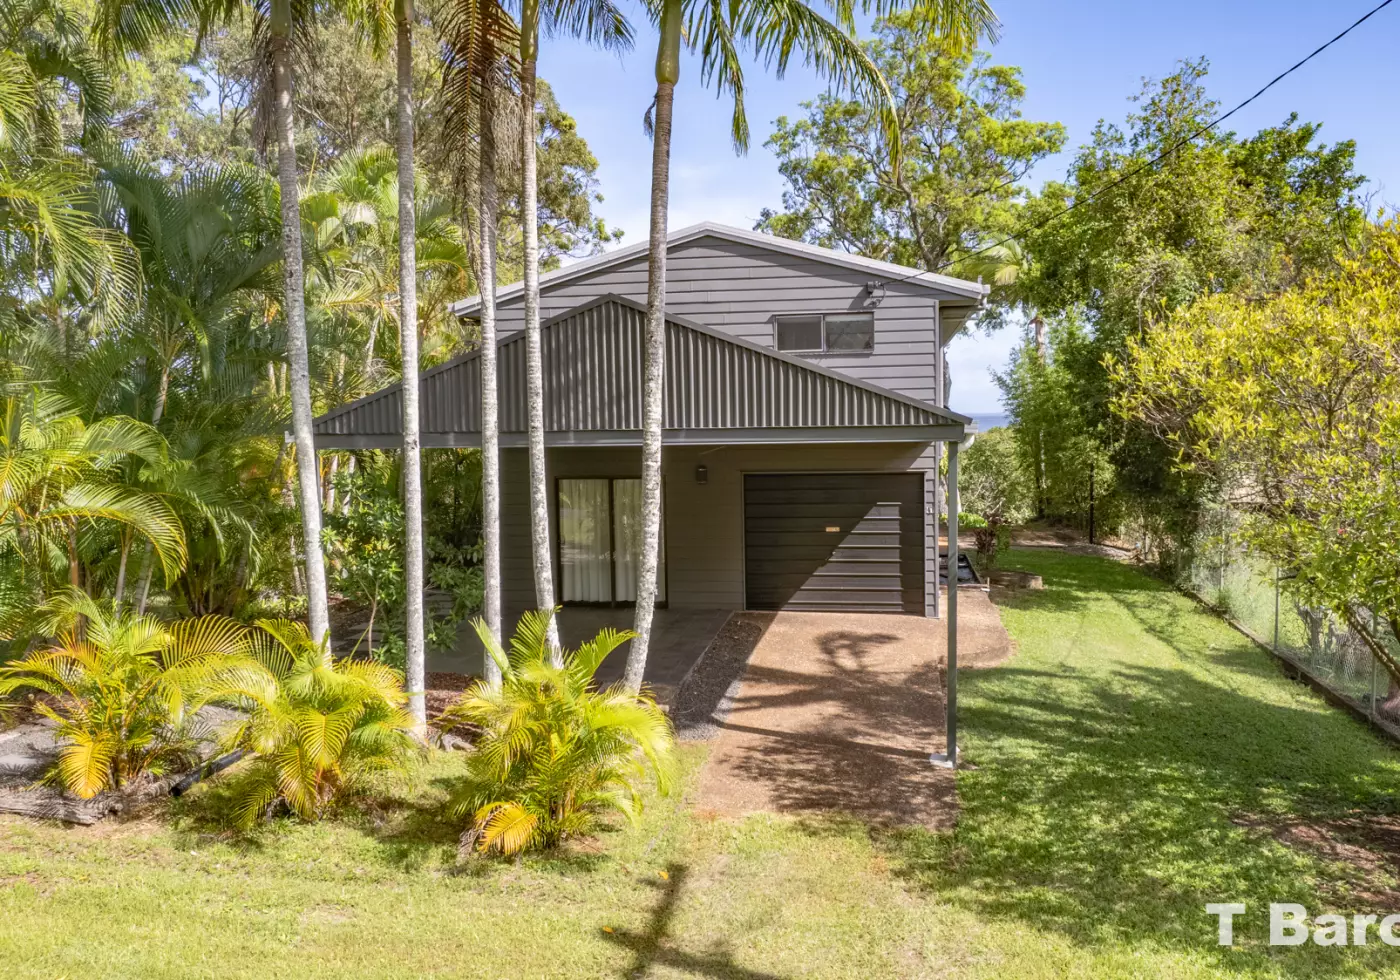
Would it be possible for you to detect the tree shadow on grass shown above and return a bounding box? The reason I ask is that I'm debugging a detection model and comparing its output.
[864,553,1400,977]
[601,862,789,980]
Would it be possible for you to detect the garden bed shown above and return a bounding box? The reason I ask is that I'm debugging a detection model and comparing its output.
[0,702,242,825]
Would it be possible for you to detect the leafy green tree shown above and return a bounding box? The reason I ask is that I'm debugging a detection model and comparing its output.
[442,611,674,856]
[959,426,1027,565]
[1114,221,1400,710]
[322,468,405,663]
[758,11,1061,282]
[1013,60,1363,552]
[995,315,1114,534]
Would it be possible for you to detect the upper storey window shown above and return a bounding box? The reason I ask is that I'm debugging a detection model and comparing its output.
[774,312,874,353]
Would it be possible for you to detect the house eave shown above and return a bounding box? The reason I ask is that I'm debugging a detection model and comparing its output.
[314,424,964,450]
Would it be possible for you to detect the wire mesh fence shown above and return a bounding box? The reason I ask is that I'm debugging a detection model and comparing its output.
[1184,509,1398,734]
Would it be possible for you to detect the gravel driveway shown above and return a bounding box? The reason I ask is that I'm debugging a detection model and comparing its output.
[690,590,1010,830]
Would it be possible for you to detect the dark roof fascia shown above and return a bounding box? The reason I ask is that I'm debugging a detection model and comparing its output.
[314,425,962,450]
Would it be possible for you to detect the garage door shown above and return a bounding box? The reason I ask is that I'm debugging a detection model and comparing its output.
[743,473,925,614]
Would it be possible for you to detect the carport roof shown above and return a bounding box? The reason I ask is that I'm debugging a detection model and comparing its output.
[313,295,969,449]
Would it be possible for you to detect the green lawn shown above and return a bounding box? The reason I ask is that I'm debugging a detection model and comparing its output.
[3,550,1399,978]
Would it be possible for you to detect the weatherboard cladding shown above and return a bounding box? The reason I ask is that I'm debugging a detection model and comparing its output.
[312,298,946,440]
[485,236,948,403]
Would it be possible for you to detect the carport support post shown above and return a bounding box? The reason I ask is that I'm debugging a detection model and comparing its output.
[931,440,960,769]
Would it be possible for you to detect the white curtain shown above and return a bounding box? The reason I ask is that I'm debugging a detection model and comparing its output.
[612,479,665,603]
[559,479,611,602]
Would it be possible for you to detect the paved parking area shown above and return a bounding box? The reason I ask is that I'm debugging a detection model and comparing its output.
[694,590,1011,830]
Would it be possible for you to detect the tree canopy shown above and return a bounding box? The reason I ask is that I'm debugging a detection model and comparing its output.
[1114,220,1400,693]
[758,11,1063,285]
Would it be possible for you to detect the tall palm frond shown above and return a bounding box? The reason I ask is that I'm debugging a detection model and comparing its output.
[0,388,188,618]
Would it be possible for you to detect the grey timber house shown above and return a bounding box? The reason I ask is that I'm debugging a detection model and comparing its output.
[313,222,985,624]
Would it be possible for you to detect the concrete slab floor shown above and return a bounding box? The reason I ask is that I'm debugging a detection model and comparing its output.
[430,606,734,707]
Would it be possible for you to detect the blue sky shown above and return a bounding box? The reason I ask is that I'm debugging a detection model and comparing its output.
[536,0,1399,413]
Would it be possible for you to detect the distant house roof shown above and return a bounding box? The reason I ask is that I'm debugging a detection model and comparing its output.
[447,221,990,318]
[314,295,969,449]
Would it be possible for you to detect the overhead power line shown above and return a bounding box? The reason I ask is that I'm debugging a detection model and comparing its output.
[880,0,1396,288]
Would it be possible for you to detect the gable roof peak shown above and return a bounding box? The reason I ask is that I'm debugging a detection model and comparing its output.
[449,221,989,317]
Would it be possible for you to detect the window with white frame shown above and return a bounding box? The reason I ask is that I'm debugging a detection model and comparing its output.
[773,312,874,353]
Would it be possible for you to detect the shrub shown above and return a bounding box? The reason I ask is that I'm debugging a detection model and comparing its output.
[960,431,1034,569]
[216,619,419,827]
[0,595,258,798]
[441,612,675,856]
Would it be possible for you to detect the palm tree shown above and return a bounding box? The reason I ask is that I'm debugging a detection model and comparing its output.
[517,0,632,661]
[0,388,187,626]
[391,0,428,731]
[94,0,335,650]
[1,0,137,339]
[94,160,282,612]
[440,611,674,856]
[622,0,1001,691]
[215,617,418,826]
[440,0,519,686]
[0,594,259,799]
[343,0,431,728]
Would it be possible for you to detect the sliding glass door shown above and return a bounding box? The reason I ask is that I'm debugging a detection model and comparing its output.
[558,478,665,605]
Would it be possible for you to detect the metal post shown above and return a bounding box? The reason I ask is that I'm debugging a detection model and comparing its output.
[931,327,945,621]
[1088,457,1096,545]
[1371,657,1378,720]
[1273,567,1280,653]
[932,439,960,770]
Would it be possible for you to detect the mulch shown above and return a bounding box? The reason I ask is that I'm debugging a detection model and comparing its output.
[425,672,478,742]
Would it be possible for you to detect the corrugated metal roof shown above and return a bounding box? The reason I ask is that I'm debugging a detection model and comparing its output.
[313,296,967,444]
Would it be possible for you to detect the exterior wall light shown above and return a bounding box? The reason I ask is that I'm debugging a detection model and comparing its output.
[695,464,708,485]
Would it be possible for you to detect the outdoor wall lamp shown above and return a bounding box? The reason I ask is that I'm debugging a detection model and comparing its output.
[695,464,708,485]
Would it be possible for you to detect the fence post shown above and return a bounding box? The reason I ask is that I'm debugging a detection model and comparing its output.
[1273,567,1280,653]
[1371,657,1379,721]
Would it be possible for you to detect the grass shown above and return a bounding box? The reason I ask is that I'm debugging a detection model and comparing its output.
[3,550,1400,978]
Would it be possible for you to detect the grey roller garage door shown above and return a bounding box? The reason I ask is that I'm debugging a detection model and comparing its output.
[743,473,924,614]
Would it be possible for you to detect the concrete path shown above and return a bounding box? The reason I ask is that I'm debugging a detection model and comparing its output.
[694,590,1011,830]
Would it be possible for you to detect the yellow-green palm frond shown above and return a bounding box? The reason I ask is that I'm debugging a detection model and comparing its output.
[55,728,120,799]
[448,617,676,855]
[475,801,539,856]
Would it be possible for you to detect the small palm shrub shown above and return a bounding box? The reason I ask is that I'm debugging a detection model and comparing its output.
[442,612,675,857]
[0,596,258,798]
[217,619,419,828]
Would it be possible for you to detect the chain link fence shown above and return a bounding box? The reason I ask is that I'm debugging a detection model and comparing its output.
[1185,508,1399,735]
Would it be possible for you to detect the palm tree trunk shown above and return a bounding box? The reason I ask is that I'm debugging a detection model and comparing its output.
[133,365,172,614]
[519,8,561,661]
[623,0,680,693]
[114,534,130,607]
[477,83,504,686]
[325,453,340,511]
[395,0,427,730]
[270,0,333,649]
